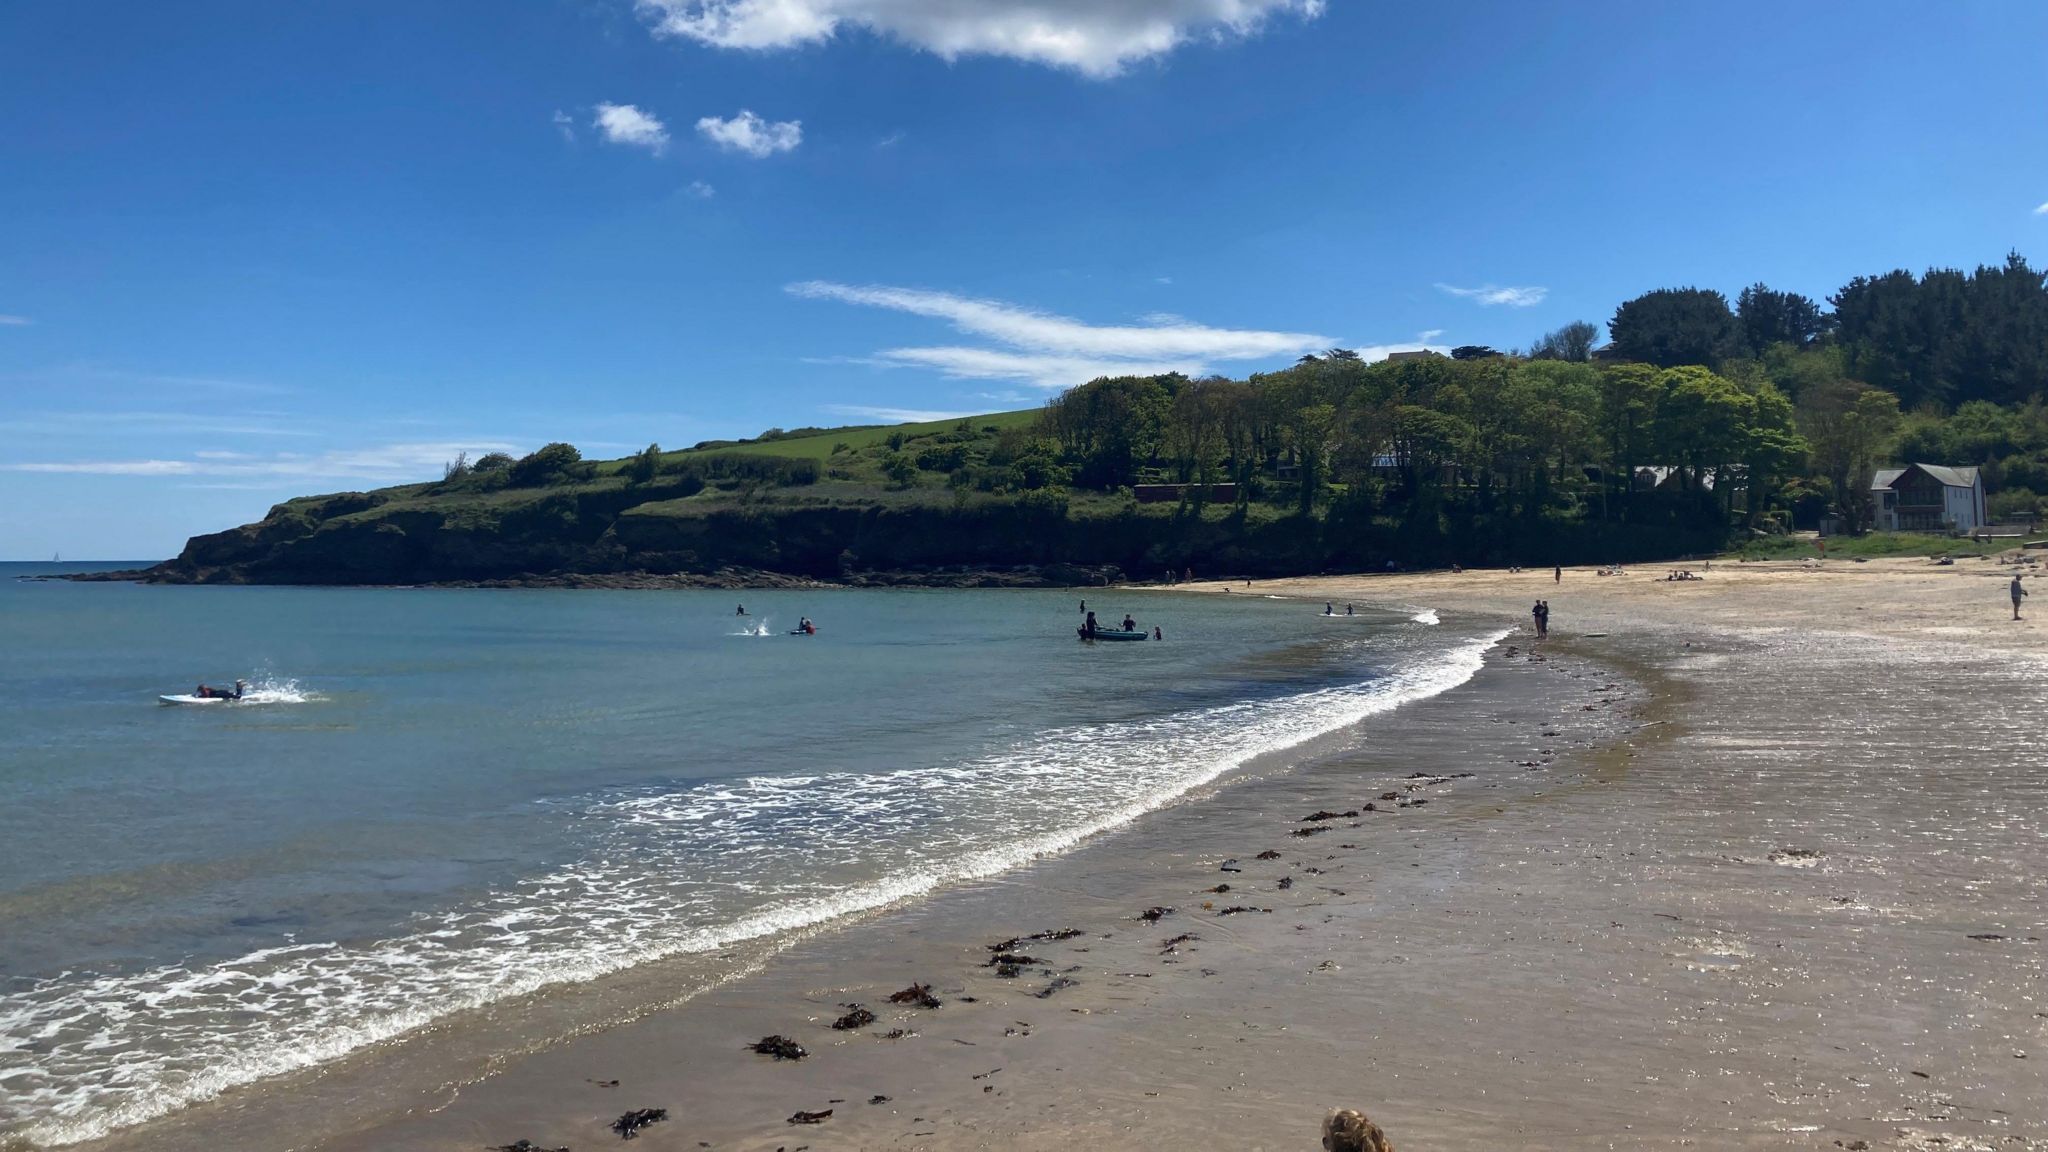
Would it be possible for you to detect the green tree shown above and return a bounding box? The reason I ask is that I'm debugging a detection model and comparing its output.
[1528,320,1601,362]
[1799,382,1901,533]
[626,443,663,485]
[509,442,583,486]
[881,452,919,489]
[1044,374,1173,489]
[1736,283,1828,354]
[1163,377,1230,499]
[1608,288,1739,367]
[1594,364,1663,517]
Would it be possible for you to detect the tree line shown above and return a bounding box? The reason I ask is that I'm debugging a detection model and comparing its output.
[1028,250,2048,536]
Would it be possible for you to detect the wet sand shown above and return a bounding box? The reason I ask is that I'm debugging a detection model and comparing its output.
[80,558,2047,1152]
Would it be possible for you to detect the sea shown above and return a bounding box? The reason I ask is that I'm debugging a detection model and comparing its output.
[0,562,1496,1149]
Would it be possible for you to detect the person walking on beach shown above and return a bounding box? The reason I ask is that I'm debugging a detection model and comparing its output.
[1532,599,1550,638]
[1553,565,1561,584]
[2012,574,2028,620]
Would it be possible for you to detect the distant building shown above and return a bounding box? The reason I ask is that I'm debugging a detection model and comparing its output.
[1870,464,1985,533]
[1384,349,1445,363]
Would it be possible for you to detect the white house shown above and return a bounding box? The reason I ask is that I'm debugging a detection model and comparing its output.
[1870,464,1985,533]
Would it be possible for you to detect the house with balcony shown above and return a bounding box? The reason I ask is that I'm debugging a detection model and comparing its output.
[1870,464,1985,533]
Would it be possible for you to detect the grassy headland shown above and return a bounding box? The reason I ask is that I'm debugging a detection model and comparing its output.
[129,251,2048,587]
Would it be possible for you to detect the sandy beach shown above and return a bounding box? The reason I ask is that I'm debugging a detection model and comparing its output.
[76,557,2047,1152]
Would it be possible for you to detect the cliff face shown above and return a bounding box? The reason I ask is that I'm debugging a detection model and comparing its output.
[138,476,1728,588]
[146,488,1261,585]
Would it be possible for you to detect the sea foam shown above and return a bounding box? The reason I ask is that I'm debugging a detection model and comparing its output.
[1,629,1505,1147]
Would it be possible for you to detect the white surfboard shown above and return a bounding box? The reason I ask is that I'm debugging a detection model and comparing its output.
[159,694,229,706]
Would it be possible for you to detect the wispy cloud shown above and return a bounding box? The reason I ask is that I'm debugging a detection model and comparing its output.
[789,280,1329,390]
[2,441,516,483]
[593,102,670,154]
[876,130,905,148]
[0,365,296,396]
[0,314,31,326]
[684,179,716,199]
[877,346,1207,388]
[552,109,576,143]
[634,0,1325,78]
[1416,328,1444,341]
[0,410,319,438]
[696,109,802,158]
[790,282,1326,361]
[1435,283,1548,308]
[2035,201,2048,216]
[826,404,975,424]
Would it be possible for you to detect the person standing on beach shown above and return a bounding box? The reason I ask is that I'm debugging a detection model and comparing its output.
[1537,600,1551,638]
[2012,574,2027,620]
[1531,600,1545,637]
[1554,565,1561,584]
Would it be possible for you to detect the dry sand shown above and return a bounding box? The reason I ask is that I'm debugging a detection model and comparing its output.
[81,557,2048,1152]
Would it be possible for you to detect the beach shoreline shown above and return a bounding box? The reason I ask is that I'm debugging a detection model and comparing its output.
[63,560,2048,1152]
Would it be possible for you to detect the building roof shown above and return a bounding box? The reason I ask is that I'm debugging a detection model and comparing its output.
[1871,463,1981,491]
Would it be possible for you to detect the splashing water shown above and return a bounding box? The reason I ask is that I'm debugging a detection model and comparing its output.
[0,629,1506,1147]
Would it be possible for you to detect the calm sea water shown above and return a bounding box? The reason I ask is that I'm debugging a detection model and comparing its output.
[0,563,1494,1147]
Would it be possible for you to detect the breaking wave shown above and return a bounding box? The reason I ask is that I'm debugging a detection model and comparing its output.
[1,630,1504,1147]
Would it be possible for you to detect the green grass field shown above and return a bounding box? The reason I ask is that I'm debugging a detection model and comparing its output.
[670,408,1040,462]
[1730,531,2028,560]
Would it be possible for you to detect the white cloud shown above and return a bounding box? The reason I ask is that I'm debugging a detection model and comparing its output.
[826,404,975,423]
[552,109,576,142]
[685,180,716,198]
[2,442,515,483]
[0,314,31,326]
[789,281,1325,362]
[877,130,905,148]
[695,109,802,158]
[878,346,1207,388]
[635,0,1324,77]
[2035,201,2048,216]
[1416,328,1444,342]
[593,102,670,154]
[789,280,1329,389]
[1435,283,1548,308]
[0,410,317,438]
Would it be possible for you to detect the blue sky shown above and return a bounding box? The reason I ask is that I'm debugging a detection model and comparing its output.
[5,1,2048,558]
